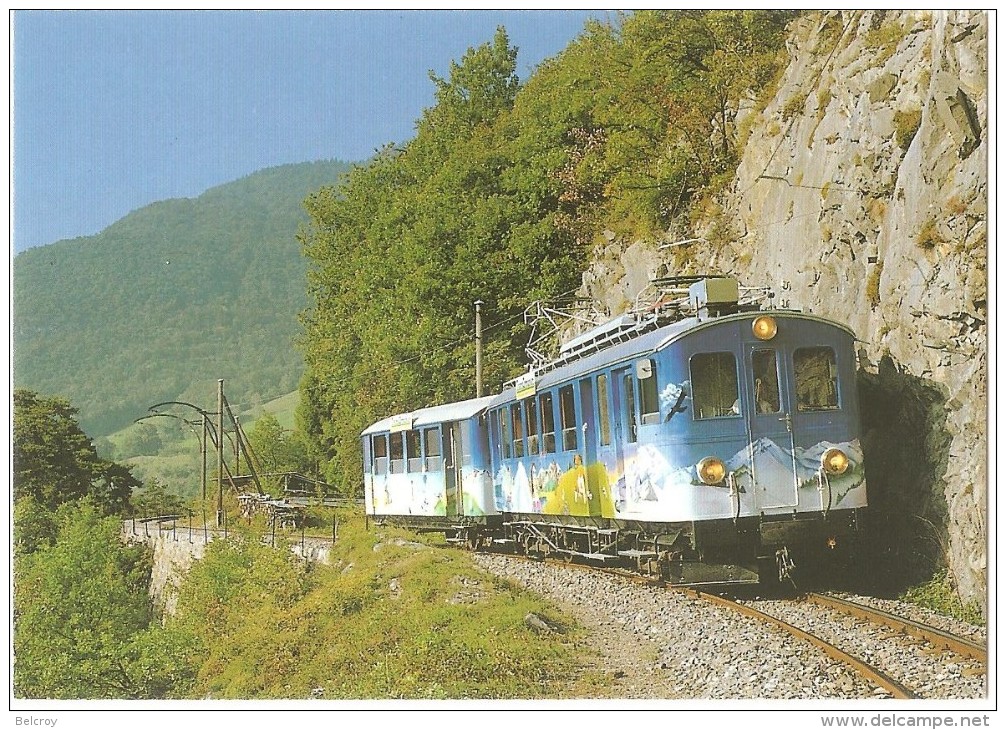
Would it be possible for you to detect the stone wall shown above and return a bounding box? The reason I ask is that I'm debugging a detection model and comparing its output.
[578,10,987,608]
[122,521,335,616]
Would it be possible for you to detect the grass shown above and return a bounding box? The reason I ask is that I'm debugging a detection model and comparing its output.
[168,506,604,699]
[900,570,984,626]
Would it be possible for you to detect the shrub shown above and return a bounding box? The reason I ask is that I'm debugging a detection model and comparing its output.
[901,570,984,626]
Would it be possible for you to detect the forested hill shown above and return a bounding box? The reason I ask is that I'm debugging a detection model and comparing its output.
[13,159,351,437]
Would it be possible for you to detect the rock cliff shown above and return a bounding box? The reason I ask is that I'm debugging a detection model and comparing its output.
[581,10,987,608]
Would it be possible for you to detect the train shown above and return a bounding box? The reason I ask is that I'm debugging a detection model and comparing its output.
[362,277,867,585]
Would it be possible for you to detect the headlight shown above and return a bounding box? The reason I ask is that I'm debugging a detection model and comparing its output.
[697,457,727,485]
[752,315,778,340]
[821,448,850,475]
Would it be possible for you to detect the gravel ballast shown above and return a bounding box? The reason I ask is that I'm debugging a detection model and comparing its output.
[472,553,986,701]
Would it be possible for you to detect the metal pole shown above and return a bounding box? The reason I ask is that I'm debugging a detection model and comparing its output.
[201,415,208,502]
[475,300,484,398]
[234,415,241,475]
[217,379,225,527]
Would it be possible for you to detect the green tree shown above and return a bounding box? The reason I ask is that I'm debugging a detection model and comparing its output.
[120,422,163,457]
[246,412,312,489]
[13,389,139,514]
[130,477,186,518]
[13,501,195,698]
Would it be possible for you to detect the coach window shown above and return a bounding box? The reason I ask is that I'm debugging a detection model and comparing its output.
[690,352,740,420]
[525,397,540,455]
[597,374,612,446]
[794,347,840,411]
[423,427,442,471]
[390,432,405,474]
[540,392,557,454]
[499,410,512,459]
[559,385,578,451]
[511,403,525,458]
[373,434,388,475]
[752,350,781,414]
[639,363,660,425]
[406,430,422,472]
[622,374,638,443]
[460,425,473,466]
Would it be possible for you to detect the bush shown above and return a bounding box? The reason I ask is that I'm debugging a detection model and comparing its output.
[900,570,984,626]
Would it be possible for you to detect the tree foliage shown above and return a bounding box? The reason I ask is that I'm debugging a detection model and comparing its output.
[247,412,311,474]
[13,388,139,515]
[13,501,196,698]
[298,13,796,491]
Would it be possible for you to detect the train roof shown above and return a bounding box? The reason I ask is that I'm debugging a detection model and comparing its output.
[489,309,854,408]
[360,309,856,433]
[361,394,496,436]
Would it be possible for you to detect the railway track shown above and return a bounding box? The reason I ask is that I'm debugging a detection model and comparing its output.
[476,549,985,699]
[803,592,986,665]
[692,589,986,699]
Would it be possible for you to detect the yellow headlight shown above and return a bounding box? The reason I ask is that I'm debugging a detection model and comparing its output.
[822,448,850,475]
[697,457,727,485]
[752,315,778,340]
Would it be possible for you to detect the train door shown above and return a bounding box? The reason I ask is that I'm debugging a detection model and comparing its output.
[578,379,597,467]
[443,422,464,517]
[744,345,799,510]
[612,367,638,505]
[594,372,621,510]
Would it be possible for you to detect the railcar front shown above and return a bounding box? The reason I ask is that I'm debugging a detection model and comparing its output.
[485,307,867,584]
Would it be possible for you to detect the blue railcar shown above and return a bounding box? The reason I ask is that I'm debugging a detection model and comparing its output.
[362,278,867,584]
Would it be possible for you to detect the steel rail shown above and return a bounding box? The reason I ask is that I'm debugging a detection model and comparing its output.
[684,589,920,700]
[804,592,986,665]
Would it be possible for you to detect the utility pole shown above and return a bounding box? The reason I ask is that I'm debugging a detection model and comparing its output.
[234,415,241,475]
[217,379,225,527]
[475,300,484,398]
[201,414,208,502]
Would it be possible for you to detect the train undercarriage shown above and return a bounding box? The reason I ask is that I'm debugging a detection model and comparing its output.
[375,508,863,587]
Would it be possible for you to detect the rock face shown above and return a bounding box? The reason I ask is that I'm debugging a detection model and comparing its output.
[580,10,987,608]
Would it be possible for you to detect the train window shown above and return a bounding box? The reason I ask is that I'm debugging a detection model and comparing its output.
[406,430,422,472]
[690,352,740,419]
[460,425,472,466]
[752,350,781,414]
[423,427,442,471]
[560,385,578,451]
[597,374,612,446]
[539,392,556,454]
[622,374,638,443]
[794,347,840,411]
[390,432,405,474]
[525,398,540,455]
[511,403,525,458]
[372,434,388,475]
[499,410,512,459]
[639,363,660,425]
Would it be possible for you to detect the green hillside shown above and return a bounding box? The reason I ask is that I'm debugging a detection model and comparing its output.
[13,160,350,438]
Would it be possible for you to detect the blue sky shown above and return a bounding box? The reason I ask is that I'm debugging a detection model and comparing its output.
[12,9,612,253]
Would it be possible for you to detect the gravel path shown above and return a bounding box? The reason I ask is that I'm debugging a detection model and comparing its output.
[472,553,987,701]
